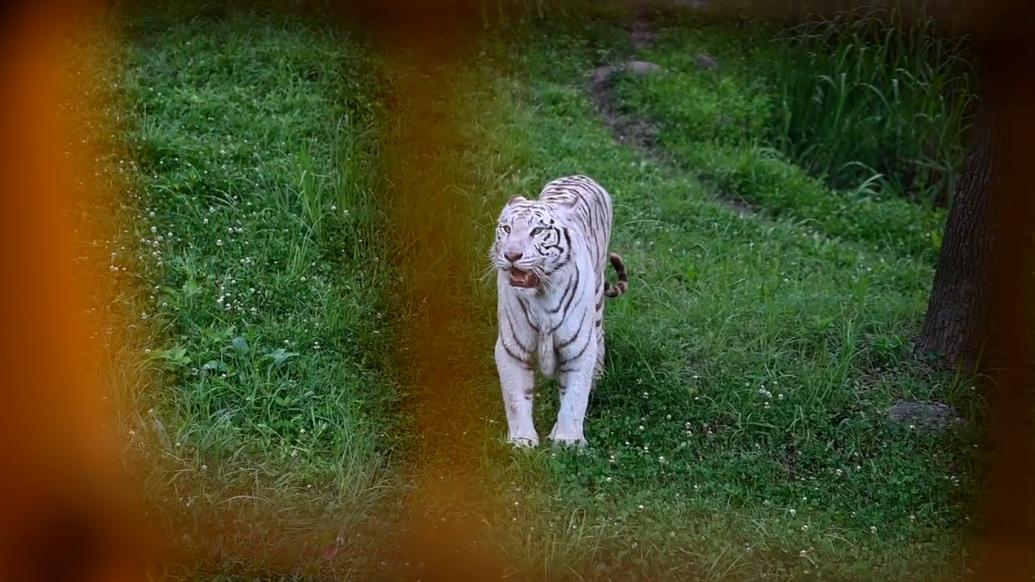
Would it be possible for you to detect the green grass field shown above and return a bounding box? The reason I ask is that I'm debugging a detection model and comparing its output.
[613,25,951,262]
[99,4,983,580]
[113,8,403,576]
[474,15,979,579]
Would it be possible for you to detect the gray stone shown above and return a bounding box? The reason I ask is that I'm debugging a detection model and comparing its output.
[887,400,961,431]
[624,60,663,76]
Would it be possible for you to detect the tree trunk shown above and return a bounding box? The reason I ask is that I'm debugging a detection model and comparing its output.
[917,2,1035,577]
[916,105,1002,369]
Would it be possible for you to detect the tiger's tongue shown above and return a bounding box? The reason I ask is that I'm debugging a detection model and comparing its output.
[509,268,540,288]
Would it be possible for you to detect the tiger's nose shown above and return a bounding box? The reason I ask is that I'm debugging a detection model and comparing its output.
[504,251,523,263]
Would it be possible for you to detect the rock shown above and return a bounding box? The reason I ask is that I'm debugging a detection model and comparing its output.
[887,400,961,431]
[630,28,658,51]
[624,60,663,76]
[630,32,658,51]
[694,54,719,70]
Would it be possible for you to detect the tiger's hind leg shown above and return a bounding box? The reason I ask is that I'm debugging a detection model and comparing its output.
[593,325,606,380]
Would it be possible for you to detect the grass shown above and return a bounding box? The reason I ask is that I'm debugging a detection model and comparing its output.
[767,7,977,207]
[86,3,983,579]
[111,6,401,577]
[614,19,953,263]
[619,5,977,210]
[465,13,982,579]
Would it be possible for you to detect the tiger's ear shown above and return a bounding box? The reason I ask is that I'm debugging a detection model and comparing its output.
[506,195,527,205]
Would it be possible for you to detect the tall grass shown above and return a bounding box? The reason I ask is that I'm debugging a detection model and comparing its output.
[769,5,977,206]
[114,7,403,576]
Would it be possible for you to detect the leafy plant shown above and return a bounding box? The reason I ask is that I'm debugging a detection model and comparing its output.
[768,5,977,206]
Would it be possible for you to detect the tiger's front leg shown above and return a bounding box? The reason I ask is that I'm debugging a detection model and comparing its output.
[495,336,539,447]
[548,335,597,447]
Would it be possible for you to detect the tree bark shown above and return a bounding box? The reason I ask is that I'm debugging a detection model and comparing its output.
[916,105,1002,369]
[917,0,1035,374]
[920,1,1035,575]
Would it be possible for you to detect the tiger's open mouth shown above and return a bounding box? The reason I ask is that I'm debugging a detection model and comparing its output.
[508,267,540,288]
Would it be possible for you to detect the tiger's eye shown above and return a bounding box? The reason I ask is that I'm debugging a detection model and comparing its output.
[502,224,511,234]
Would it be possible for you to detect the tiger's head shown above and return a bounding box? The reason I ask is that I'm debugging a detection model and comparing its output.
[491,196,572,290]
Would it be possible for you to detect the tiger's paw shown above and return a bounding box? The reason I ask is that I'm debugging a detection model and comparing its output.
[548,435,587,448]
[547,424,587,448]
[508,434,540,448]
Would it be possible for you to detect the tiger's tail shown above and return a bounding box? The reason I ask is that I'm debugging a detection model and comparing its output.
[604,252,629,298]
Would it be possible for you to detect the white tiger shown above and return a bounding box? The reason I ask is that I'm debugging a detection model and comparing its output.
[491,175,628,447]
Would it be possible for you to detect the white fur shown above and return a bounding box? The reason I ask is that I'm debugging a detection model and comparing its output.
[491,176,615,447]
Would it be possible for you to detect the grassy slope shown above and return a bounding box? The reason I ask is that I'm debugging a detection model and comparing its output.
[117,9,399,575]
[615,22,948,263]
[106,6,983,579]
[473,18,981,580]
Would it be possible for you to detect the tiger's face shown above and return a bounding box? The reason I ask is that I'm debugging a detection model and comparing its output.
[492,197,571,290]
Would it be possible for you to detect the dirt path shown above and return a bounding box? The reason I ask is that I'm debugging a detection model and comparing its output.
[586,5,755,217]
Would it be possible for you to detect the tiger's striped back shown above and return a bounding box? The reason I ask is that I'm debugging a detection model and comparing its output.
[538,175,614,292]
